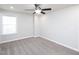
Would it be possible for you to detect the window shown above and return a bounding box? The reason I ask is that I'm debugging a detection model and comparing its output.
[2,16,16,35]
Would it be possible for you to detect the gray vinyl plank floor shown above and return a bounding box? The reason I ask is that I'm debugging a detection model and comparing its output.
[0,37,79,55]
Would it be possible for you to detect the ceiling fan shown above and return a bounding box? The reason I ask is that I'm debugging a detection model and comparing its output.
[33,4,52,14]
[25,4,52,14]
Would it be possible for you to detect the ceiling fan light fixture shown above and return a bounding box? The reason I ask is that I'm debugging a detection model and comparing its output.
[35,9,41,14]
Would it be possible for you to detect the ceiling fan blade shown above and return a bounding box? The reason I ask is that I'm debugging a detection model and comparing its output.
[41,11,45,14]
[42,8,52,11]
[35,4,37,7]
[35,4,40,7]
[34,4,40,9]
[24,9,34,11]
[33,12,36,14]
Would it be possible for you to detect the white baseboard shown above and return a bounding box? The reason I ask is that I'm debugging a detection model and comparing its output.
[40,36,79,52]
[33,36,40,37]
[0,36,33,44]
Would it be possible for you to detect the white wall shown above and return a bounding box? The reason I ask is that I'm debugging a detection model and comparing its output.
[0,10,33,42]
[34,14,40,37]
[39,5,79,50]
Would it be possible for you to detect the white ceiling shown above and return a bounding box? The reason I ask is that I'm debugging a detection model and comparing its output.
[0,4,76,14]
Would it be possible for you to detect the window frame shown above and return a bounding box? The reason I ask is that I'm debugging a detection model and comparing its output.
[2,16,17,35]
